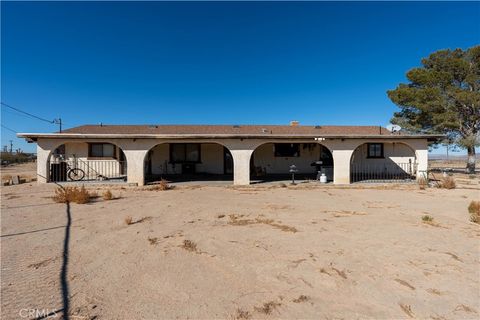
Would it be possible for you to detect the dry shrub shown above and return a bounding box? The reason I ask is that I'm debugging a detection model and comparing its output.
[422,215,434,222]
[102,190,113,200]
[181,239,198,252]
[292,295,310,303]
[439,176,456,189]
[254,301,281,315]
[125,216,133,225]
[150,179,173,191]
[417,177,428,190]
[147,237,159,245]
[53,186,91,204]
[233,308,251,320]
[255,218,298,233]
[228,214,298,232]
[468,201,480,223]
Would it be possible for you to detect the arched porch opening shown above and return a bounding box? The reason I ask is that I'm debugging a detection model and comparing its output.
[350,142,417,183]
[47,141,127,182]
[250,142,334,184]
[144,142,234,184]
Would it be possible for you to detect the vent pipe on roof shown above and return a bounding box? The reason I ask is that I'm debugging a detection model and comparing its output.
[290,120,299,126]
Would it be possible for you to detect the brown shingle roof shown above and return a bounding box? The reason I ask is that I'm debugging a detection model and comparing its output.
[60,124,390,136]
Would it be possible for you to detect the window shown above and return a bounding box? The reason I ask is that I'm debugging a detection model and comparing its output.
[170,144,201,163]
[89,143,116,158]
[274,143,300,157]
[367,143,384,158]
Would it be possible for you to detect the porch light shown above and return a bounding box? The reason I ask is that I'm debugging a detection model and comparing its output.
[315,137,325,141]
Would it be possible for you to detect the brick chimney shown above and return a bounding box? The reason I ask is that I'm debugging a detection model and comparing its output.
[290,120,299,126]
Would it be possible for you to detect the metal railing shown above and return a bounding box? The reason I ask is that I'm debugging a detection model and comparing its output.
[351,162,417,183]
[50,158,127,182]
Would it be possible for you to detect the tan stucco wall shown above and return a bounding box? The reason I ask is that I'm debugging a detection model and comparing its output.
[35,137,430,186]
[252,143,319,174]
[351,143,415,165]
[148,143,224,175]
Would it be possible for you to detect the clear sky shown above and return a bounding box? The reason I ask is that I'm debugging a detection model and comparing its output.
[1,1,479,153]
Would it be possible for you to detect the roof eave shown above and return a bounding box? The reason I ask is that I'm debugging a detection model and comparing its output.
[17,133,445,140]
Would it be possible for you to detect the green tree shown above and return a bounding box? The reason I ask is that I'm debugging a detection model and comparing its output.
[388,46,480,173]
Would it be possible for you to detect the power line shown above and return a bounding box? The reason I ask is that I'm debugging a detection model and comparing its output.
[1,102,64,132]
[1,102,54,124]
[1,124,17,133]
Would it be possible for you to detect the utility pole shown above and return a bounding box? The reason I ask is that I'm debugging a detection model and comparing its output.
[9,140,13,153]
[54,118,62,133]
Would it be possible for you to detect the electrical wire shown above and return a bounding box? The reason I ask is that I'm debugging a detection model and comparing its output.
[1,102,54,124]
[1,124,17,133]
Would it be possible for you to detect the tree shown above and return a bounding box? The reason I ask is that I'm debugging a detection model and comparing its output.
[387,46,480,173]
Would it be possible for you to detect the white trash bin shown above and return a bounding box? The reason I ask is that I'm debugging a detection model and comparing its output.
[320,173,327,183]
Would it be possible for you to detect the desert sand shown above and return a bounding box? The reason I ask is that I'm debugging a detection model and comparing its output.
[1,173,479,319]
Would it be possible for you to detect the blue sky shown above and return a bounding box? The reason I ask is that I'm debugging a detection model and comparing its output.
[1,1,479,153]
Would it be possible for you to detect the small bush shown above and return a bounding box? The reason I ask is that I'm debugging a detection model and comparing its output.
[292,295,310,303]
[422,215,434,222]
[234,308,251,319]
[181,239,198,252]
[53,186,91,204]
[147,237,159,245]
[159,179,172,190]
[254,301,281,315]
[417,177,428,190]
[468,201,480,224]
[102,190,113,200]
[125,216,133,225]
[439,176,456,189]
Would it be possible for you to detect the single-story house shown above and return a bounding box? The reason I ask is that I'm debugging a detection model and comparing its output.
[18,122,442,185]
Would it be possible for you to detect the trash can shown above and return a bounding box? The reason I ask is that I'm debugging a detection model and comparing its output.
[50,162,67,182]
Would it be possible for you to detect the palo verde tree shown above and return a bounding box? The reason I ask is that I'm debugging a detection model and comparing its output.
[387,46,480,173]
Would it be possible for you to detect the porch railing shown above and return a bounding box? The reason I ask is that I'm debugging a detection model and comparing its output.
[50,158,127,182]
[351,162,417,183]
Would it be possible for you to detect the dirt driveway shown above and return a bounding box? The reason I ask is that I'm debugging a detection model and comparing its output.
[1,181,479,319]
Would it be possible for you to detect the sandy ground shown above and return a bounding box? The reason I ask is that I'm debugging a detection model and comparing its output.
[1,162,37,183]
[1,174,479,320]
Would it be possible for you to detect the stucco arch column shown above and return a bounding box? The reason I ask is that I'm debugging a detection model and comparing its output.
[36,144,51,183]
[123,150,148,186]
[321,139,356,185]
[331,149,354,184]
[230,149,253,185]
[222,139,262,185]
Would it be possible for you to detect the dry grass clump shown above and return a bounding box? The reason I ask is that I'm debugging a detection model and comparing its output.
[53,186,91,204]
[181,239,198,252]
[227,214,298,232]
[468,201,480,223]
[147,237,159,245]
[399,303,415,318]
[233,308,251,319]
[417,177,428,190]
[102,189,113,200]
[422,215,434,222]
[439,176,456,189]
[292,295,310,303]
[254,301,281,315]
[149,179,173,191]
[125,216,133,225]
